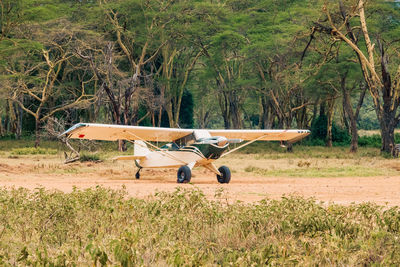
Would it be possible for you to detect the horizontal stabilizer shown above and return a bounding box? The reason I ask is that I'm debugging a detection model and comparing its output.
[113,155,146,161]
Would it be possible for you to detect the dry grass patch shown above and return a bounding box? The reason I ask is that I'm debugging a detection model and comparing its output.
[220,153,399,178]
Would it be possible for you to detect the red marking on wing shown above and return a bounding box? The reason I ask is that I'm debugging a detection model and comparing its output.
[78,134,85,138]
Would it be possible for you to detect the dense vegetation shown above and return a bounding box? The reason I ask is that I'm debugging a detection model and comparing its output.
[0,187,399,265]
[0,0,400,154]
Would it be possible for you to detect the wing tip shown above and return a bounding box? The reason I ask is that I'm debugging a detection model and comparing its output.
[59,123,88,139]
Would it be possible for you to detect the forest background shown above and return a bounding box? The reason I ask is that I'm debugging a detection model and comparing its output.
[0,0,400,154]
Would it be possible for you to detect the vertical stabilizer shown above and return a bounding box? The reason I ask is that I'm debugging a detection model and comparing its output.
[134,140,150,156]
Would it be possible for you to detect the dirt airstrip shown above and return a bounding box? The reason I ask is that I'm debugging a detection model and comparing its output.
[0,154,400,206]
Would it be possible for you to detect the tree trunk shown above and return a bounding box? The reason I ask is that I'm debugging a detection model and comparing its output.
[222,113,230,129]
[157,107,162,127]
[277,116,284,129]
[4,101,10,134]
[229,96,243,129]
[311,99,319,125]
[295,107,307,129]
[0,116,4,136]
[341,75,360,153]
[218,92,230,129]
[343,91,358,152]
[259,96,271,129]
[34,118,40,148]
[326,98,335,147]
[379,110,396,155]
[15,104,22,139]
[349,117,358,153]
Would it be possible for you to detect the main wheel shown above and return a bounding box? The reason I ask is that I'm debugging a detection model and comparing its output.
[177,166,191,183]
[217,166,231,184]
[135,172,140,179]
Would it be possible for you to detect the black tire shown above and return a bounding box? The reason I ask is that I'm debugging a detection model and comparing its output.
[135,172,140,179]
[177,166,191,183]
[217,166,231,184]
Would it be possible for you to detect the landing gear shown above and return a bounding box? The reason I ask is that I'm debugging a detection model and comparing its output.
[177,165,191,183]
[135,168,142,179]
[217,166,231,184]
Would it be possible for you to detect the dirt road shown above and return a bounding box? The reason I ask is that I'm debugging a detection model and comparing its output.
[1,155,399,206]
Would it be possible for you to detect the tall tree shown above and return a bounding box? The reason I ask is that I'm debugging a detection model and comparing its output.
[1,25,95,146]
[315,0,400,155]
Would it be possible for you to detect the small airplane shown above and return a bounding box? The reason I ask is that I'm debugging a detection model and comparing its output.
[62,123,310,183]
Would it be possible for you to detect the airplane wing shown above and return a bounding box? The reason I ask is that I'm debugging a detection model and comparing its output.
[62,123,310,143]
[208,129,310,143]
[61,123,193,142]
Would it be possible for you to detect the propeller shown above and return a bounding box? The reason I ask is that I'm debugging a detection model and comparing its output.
[195,137,243,147]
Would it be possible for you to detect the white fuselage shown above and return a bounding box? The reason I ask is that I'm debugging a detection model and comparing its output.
[137,149,205,168]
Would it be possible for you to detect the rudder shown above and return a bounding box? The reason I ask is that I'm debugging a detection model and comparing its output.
[134,140,150,157]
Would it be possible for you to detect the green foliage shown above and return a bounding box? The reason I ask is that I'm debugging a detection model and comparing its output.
[357,95,381,130]
[358,134,382,148]
[0,0,398,154]
[0,187,400,265]
[359,133,400,148]
[311,115,328,140]
[310,115,350,145]
[179,89,194,128]
[79,153,101,162]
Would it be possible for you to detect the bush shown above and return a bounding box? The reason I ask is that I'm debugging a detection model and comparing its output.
[358,133,400,148]
[358,134,382,148]
[79,153,101,162]
[310,115,328,140]
[309,115,350,146]
[0,187,400,265]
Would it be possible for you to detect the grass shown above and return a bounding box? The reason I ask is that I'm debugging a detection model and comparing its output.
[242,143,387,159]
[0,187,399,265]
[244,165,393,178]
[10,147,58,156]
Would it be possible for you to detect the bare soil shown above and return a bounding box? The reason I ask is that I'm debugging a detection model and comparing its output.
[0,154,399,206]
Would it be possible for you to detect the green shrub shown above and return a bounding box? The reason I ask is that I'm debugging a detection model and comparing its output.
[309,115,350,146]
[10,147,58,155]
[79,153,101,162]
[358,134,382,148]
[0,187,400,265]
[310,115,328,140]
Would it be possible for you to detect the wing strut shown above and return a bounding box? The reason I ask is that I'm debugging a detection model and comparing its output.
[123,131,188,165]
[220,134,268,158]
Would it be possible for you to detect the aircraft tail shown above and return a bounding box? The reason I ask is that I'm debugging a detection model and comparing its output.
[134,140,150,157]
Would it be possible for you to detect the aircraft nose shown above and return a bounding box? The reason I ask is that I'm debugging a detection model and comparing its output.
[216,136,228,146]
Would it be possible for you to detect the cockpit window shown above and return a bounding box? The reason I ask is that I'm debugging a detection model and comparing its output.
[161,143,179,150]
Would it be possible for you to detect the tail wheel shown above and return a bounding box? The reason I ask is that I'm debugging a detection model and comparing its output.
[135,167,142,179]
[217,166,231,184]
[177,166,191,183]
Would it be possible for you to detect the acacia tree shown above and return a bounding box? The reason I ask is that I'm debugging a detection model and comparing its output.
[316,0,400,155]
[203,30,252,129]
[2,29,95,147]
[0,0,23,40]
[243,0,322,130]
[158,38,202,128]
[77,41,159,150]
[97,0,170,126]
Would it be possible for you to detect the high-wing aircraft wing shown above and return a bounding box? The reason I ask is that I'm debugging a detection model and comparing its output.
[61,123,193,142]
[62,123,310,143]
[208,129,310,143]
